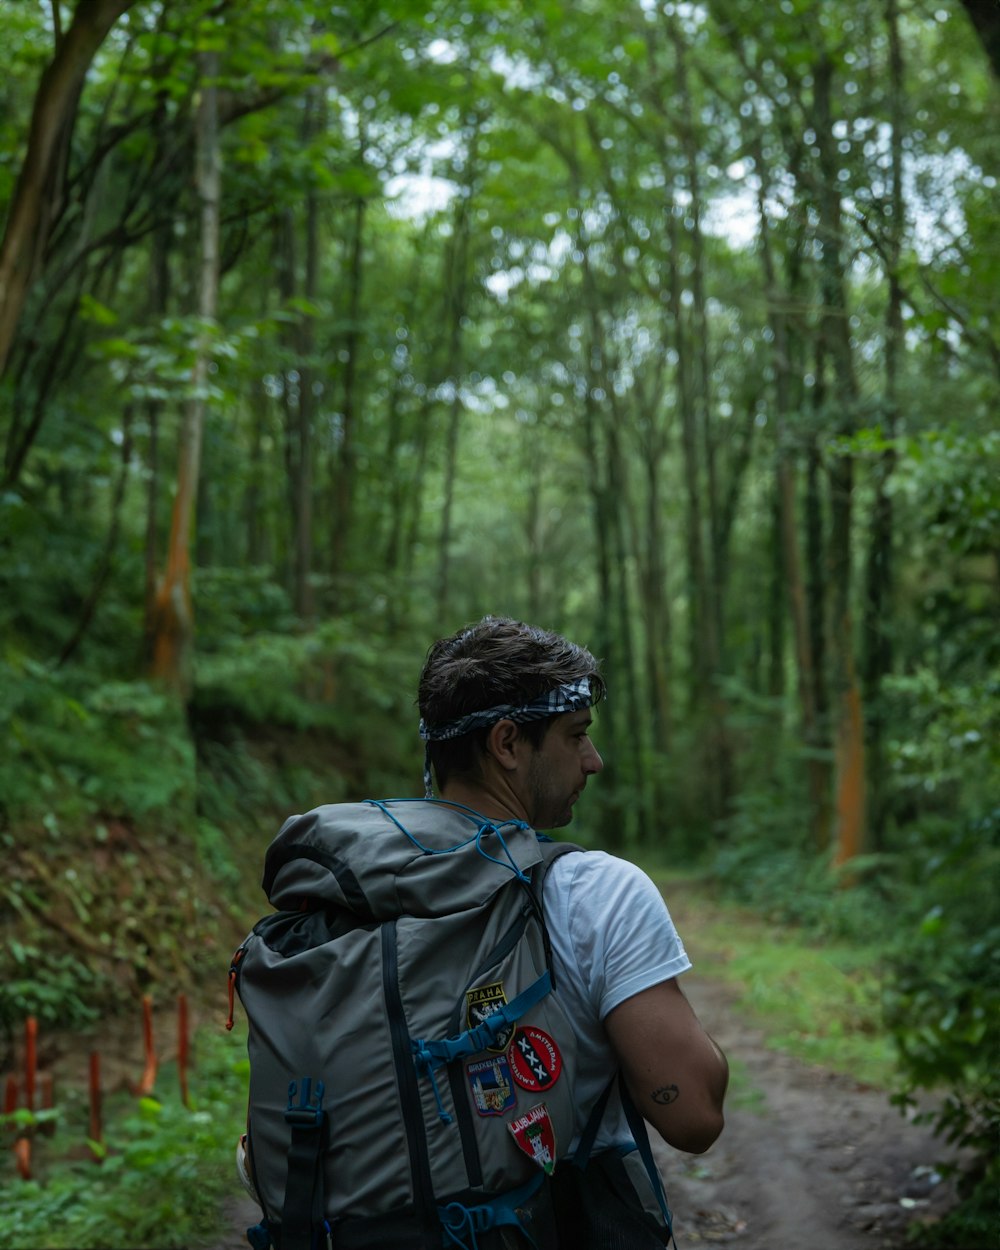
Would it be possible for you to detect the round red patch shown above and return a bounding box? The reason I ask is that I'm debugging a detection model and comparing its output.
[508,1026,563,1092]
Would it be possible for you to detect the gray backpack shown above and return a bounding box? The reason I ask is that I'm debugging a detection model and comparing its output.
[227,798,585,1250]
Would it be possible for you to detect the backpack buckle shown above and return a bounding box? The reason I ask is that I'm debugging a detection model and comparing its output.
[284,1077,325,1129]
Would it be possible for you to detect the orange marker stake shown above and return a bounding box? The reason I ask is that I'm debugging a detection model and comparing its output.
[14,1135,31,1180]
[137,994,157,1097]
[89,1051,103,1161]
[24,1017,37,1111]
[177,993,190,1108]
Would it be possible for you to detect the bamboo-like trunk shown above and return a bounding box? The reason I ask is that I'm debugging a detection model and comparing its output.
[755,137,831,849]
[149,52,220,693]
[813,53,867,865]
[862,0,905,849]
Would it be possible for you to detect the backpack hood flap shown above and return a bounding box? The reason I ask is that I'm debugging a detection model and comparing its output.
[262,800,545,918]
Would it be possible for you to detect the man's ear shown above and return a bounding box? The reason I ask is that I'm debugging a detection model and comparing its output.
[485,718,521,773]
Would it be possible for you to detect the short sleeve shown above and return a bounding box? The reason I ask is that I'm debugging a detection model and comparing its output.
[545,851,691,1021]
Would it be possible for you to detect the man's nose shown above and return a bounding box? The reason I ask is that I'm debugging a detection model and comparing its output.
[584,741,603,775]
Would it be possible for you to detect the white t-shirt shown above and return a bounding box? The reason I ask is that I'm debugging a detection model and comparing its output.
[541,850,691,1151]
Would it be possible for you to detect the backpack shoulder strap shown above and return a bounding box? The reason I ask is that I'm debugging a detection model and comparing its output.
[527,838,585,994]
[531,838,585,895]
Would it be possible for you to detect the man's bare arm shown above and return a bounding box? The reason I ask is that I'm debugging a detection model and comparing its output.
[603,978,728,1154]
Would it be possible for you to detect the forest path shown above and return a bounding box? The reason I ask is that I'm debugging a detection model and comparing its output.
[656,973,957,1249]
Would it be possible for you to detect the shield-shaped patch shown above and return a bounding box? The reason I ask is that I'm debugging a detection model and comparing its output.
[465,981,514,1052]
[508,1102,557,1175]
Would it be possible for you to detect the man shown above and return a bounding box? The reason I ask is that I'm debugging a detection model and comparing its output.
[418,616,728,1162]
[236,614,726,1250]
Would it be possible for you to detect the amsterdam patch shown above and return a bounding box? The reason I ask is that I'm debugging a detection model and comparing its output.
[466,1054,517,1116]
[508,1102,557,1175]
[508,1026,563,1092]
[465,981,513,1052]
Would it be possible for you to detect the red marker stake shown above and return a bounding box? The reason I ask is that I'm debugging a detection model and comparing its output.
[177,993,190,1108]
[89,1052,103,1162]
[24,1017,37,1112]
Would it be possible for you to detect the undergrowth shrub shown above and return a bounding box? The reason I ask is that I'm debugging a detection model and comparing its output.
[0,1028,248,1249]
[713,782,895,943]
[883,808,1000,1243]
[1,656,194,827]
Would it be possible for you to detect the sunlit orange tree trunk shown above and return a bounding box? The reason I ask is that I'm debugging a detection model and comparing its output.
[149,52,221,693]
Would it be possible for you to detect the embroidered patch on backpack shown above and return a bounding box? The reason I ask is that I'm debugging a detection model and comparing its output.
[465,981,514,1052]
[466,1054,517,1116]
[508,1026,563,1092]
[508,1102,557,1175]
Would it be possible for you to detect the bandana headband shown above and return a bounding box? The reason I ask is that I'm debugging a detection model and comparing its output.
[419,677,596,797]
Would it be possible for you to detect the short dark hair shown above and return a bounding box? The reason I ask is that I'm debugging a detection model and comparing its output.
[418,615,605,788]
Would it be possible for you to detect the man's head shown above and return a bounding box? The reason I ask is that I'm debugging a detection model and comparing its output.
[417,616,605,827]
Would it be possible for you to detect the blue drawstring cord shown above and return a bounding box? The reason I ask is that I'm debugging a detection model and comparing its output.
[411,1041,453,1124]
[366,798,534,883]
[438,1173,545,1250]
[439,1203,481,1250]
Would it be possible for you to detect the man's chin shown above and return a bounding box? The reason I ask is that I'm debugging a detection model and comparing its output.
[537,811,573,831]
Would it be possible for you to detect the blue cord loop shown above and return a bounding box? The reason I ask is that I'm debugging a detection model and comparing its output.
[438,1172,545,1250]
[366,799,536,884]
[475,821,532,883]
[411,1041,453,1124]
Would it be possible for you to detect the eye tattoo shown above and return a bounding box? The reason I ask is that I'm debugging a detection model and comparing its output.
[651,1084,680,1105]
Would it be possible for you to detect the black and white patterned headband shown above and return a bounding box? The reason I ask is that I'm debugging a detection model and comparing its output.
[419,677,597,797]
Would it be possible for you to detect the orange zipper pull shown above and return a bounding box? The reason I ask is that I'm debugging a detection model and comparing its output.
[226,948,244,1031]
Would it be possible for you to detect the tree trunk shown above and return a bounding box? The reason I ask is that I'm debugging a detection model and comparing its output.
[148,52,221,693]
[667,211,710,706]
[754,135,831,849]
[813,53,867,865]
[0,0,136,378]
[57,406,134,667]
[293,92,322,623]
[331,180,366,579]
[435,137,477,620]
[862,0,905,849]
[142,207,172,645]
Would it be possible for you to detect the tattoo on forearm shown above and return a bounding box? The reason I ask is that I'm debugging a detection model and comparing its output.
[651,1084,679,1105]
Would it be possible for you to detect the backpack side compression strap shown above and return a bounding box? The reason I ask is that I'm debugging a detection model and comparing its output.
[280,1078,329,1250]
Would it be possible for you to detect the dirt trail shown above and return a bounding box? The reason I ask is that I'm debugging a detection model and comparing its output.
[655,974,959,1249]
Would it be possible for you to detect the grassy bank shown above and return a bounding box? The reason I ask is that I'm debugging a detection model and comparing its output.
[651,870,896,1088]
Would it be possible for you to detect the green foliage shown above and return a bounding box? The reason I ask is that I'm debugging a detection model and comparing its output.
[883,668,998,817]
[905,1167,1000,1249]
[0,1030,249,1250]
[713,834,896,943]
[0,942,100,1035]
[884,809,1000,1183]
[891,427,1000,562]
[654,872,895,1087]
[1,655,194,827]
